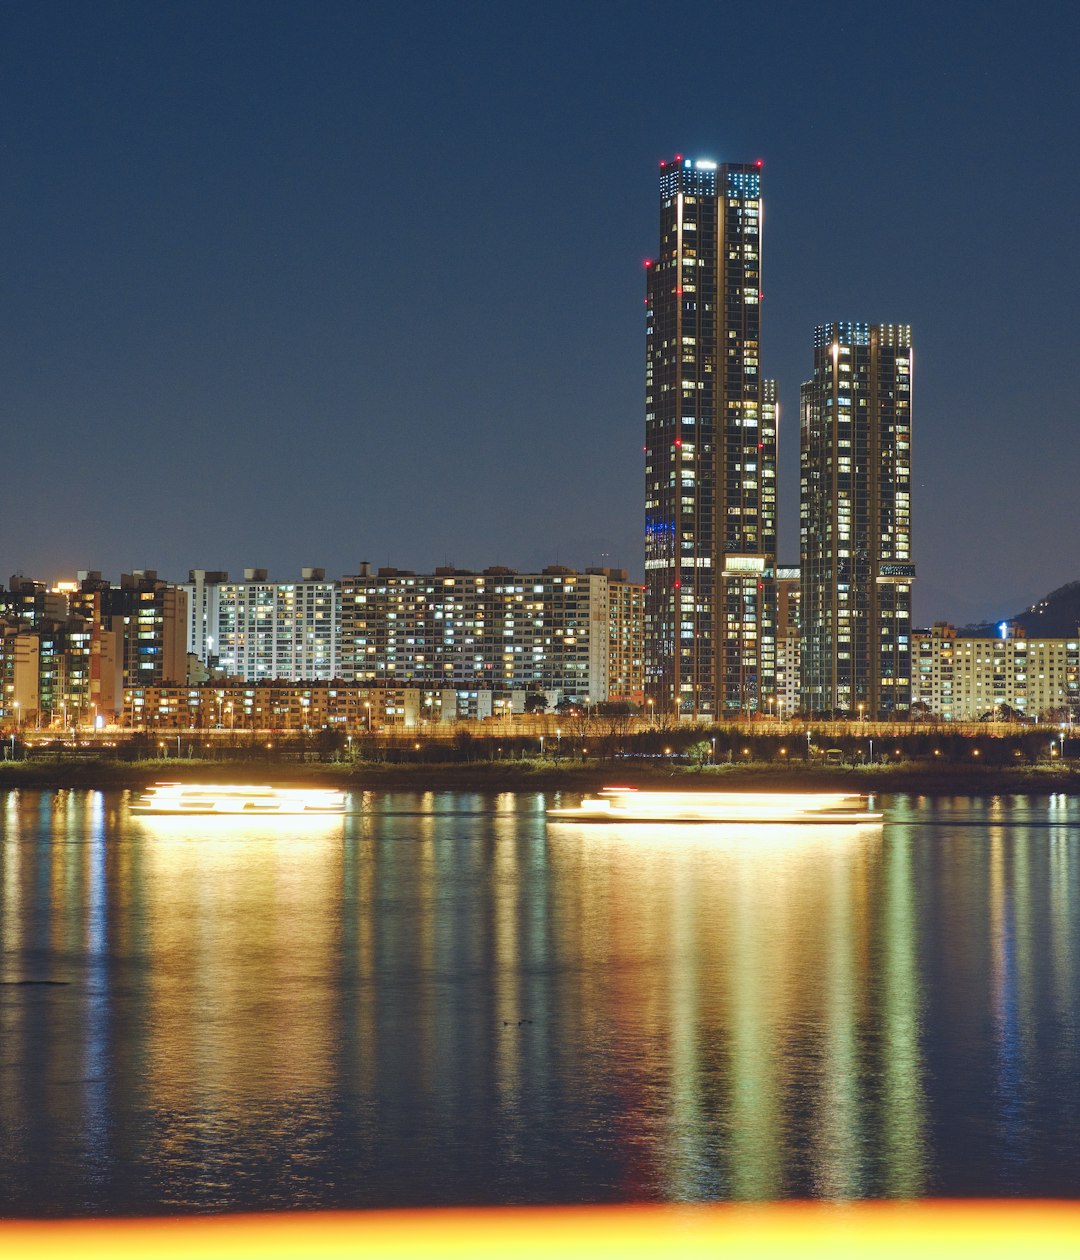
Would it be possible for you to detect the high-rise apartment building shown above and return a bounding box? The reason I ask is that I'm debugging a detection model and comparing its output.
[775,564,800,720]
[800,322,915,716]
[337,565,618,704]
[645,156,776,719]
[178,564,643,703]
[180,569,339,682]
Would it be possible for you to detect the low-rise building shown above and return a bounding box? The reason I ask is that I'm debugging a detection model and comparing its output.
[122,682,527,731]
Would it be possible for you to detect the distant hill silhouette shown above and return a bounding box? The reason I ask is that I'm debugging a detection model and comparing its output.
[960,580,1080,638]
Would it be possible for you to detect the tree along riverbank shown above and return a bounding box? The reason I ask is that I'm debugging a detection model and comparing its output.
[1,757,1078,796]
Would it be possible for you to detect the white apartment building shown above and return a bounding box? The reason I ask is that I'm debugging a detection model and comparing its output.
[181,569,339,682]
[180,565,643,706]
[913,623,1080,721]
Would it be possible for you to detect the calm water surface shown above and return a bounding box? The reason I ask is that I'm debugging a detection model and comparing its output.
[1,788,1079,1214]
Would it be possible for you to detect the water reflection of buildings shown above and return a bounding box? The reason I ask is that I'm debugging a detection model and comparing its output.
[4,790,1080,1210]
[547,822,926,1199]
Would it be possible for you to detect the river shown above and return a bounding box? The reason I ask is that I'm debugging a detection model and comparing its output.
[1,788,1078,1214]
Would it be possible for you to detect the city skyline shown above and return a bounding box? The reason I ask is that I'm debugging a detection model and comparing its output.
[3,4,1078,628]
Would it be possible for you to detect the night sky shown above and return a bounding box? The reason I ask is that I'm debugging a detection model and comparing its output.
[3,2,1077,626]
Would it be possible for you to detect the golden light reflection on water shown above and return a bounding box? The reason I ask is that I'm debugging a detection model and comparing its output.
[132,810,345,1127]
[544,821,922,1200]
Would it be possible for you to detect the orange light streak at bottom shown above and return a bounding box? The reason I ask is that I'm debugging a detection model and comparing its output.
[2,1203,1080,1259]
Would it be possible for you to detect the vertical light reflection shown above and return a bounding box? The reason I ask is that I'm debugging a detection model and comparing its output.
[988,828,1022,1165]
[492,810,523,1167]
[415,795,438,1104]
[1012,830,1034,1070]
[342,794,378,1101]
[1047,797,1076,1044]
[49,791,74,955]
[880,825,927,1196]
[664,856,707,1200]
[0,791,26,1143]
[813,842,861,1198]
[138,817,343,1165]
[721,836,802,1202]
[1,790,23,967]
[81,791,109,1179]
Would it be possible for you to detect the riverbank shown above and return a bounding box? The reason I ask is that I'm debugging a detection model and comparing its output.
[1,756,1079,795]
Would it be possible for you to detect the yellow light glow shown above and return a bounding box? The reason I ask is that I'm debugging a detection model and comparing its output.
[3,1203,1078,1259]
[132,784,346,815]
[549,790,882,826]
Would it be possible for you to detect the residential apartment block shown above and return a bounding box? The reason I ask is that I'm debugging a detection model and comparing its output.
[180,568,338,682]
[645,156,777,719]
[179,565,644,708]
[801,322,914,717]
[775,565,800,719]
[1,571,173,727]
[913,623,1079,721]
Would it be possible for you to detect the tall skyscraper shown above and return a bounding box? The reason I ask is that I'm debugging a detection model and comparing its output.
[644,156,777,719]
[800,322,915,717]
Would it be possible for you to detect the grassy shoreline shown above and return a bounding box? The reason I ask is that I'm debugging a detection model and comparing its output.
[1,757,1078,796]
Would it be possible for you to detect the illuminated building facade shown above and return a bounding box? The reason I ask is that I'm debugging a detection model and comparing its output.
[0,576,68,626]
[338,565,623,705]
[96,571,188,690]
[774,565,800,719]
[177,564,642,704]
[913,622,1079,721]
[645,156,776,719]
[180,568,339,682]
[607,573,646,706]
[125,681,419,731]
[800,323,914,717]
[1,575,124,725]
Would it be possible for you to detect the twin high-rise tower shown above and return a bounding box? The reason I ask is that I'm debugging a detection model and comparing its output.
[800,322,915,716]
[644,157,777,719]
[644,157,914,718]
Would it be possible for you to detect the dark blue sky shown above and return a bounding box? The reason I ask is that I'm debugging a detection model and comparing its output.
[3,1,1077,624]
